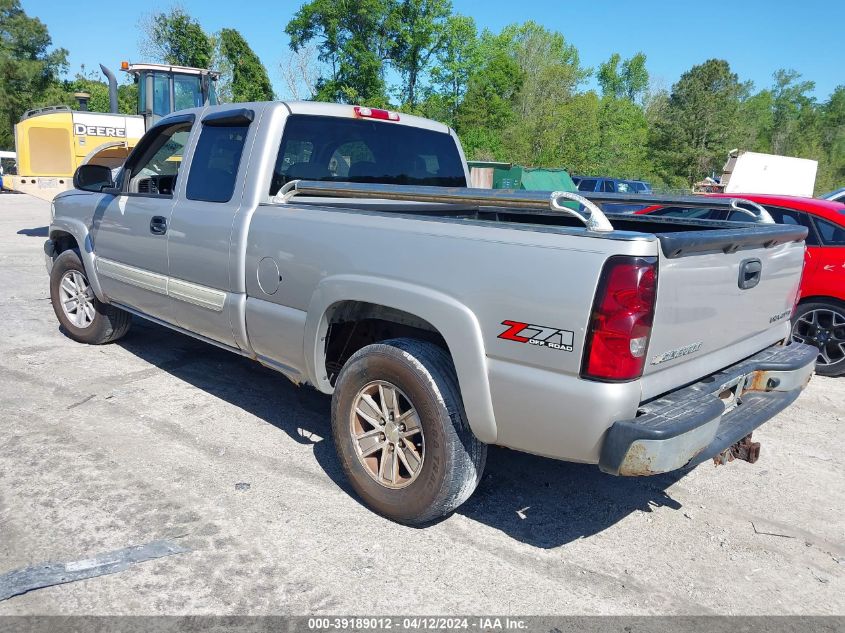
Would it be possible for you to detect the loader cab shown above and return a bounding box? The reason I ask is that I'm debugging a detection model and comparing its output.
[124,62,220,129]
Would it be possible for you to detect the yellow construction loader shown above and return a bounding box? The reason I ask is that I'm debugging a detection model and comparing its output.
[5,62,219,201]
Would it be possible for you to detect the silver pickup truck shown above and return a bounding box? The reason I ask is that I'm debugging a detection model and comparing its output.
[46,101,817,524]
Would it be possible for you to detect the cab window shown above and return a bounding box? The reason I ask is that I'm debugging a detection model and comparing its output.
[124,120,192,196]
[186,124,250,203]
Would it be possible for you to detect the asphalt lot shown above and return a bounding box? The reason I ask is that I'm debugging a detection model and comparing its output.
[0,193,843,615]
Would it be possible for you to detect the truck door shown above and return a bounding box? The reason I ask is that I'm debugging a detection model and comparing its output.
[165,108,256,348]
[92,115,194,323]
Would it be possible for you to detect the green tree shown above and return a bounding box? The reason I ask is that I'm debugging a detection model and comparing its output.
[621,53,648,102]
[219,29,274,102]
[390,0,451,109]
[770,69,816,155]
[598,52,648,102]
[142,7,213,69]
[597,96,650,178]
[64,69,137,114]
[0,0,68,149]
[556,91,602,174]
[736,89,774,152]
[650,59,747,186]
[425,14,478,124]
[817,85,845,192]
[495,22,587,166]
[455,35,523,159]
[597,53,625,99]
[285,0,394,105]
[501,21,586,119]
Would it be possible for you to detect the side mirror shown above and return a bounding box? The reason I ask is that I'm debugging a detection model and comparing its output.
[73,164,115,193]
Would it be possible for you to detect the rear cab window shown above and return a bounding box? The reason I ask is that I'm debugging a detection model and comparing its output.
[186,112,253,203]
[269,115,466,197]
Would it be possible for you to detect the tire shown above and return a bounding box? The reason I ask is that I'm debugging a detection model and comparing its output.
[49,249,132,345]
[791,300,845,377]
[331,338,486,524]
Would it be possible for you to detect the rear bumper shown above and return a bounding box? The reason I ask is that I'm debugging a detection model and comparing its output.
[599,342,817,476]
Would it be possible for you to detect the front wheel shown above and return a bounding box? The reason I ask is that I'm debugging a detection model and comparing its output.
[49,249,132,345]
[791,300,845,377]
[331,338,486,524]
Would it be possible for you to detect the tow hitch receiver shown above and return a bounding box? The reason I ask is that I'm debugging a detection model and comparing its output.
[714,433,761,466]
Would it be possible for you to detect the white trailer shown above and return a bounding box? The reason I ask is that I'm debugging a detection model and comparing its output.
[720,150,817,197]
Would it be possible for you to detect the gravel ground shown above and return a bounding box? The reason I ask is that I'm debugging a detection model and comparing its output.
[0,193,842,615]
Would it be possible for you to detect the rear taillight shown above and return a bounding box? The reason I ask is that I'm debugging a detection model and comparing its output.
[582,256,658,381]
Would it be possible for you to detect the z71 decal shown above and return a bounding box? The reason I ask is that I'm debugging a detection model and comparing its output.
[498,320,574,352]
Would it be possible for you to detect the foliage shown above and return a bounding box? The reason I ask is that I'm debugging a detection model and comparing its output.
[285,0,395,106]
[140,10,272,105]
[390,0,452,109]
[598,52,648,102]
[497,22,587,167]
[0,0,843,194]
[141,7,213,69]
[0,0,68,149]
[64,70,137,115]
[219,29,274,102]
[454,33,523,159]
[649,59,748,186]
[281,3,844,193]
[425,14,478,125]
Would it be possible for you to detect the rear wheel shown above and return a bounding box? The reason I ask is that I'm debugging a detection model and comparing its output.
[331,338,486,524]
[49,249,132,345]
[791,300,845,377]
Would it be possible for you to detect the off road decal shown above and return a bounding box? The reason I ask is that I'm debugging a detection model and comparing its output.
[498,320,574,352]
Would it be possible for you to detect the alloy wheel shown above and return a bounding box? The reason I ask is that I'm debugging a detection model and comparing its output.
[59,270,96,329]
[792,308,845,367]
[349,380,425,489]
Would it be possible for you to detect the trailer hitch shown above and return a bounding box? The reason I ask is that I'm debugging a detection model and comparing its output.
[713,434,761,466]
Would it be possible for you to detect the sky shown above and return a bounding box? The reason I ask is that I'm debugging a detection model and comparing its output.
[23,0,845,101]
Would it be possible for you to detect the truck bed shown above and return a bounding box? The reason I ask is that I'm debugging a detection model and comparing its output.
[292,197,807,258]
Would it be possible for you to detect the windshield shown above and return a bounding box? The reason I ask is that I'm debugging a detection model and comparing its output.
[174,75,204,110]
[270,115,467,195]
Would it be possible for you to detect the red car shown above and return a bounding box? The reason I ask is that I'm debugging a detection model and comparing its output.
[639,193,845,376]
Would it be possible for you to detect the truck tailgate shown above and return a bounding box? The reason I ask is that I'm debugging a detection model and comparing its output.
[641,229,806,400]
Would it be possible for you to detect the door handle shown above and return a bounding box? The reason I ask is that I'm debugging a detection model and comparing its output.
[150,216,167,235]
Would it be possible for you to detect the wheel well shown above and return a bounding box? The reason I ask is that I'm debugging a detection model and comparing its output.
[323,301,448,385]
[798,295,845,309]
[50,230,78,255]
